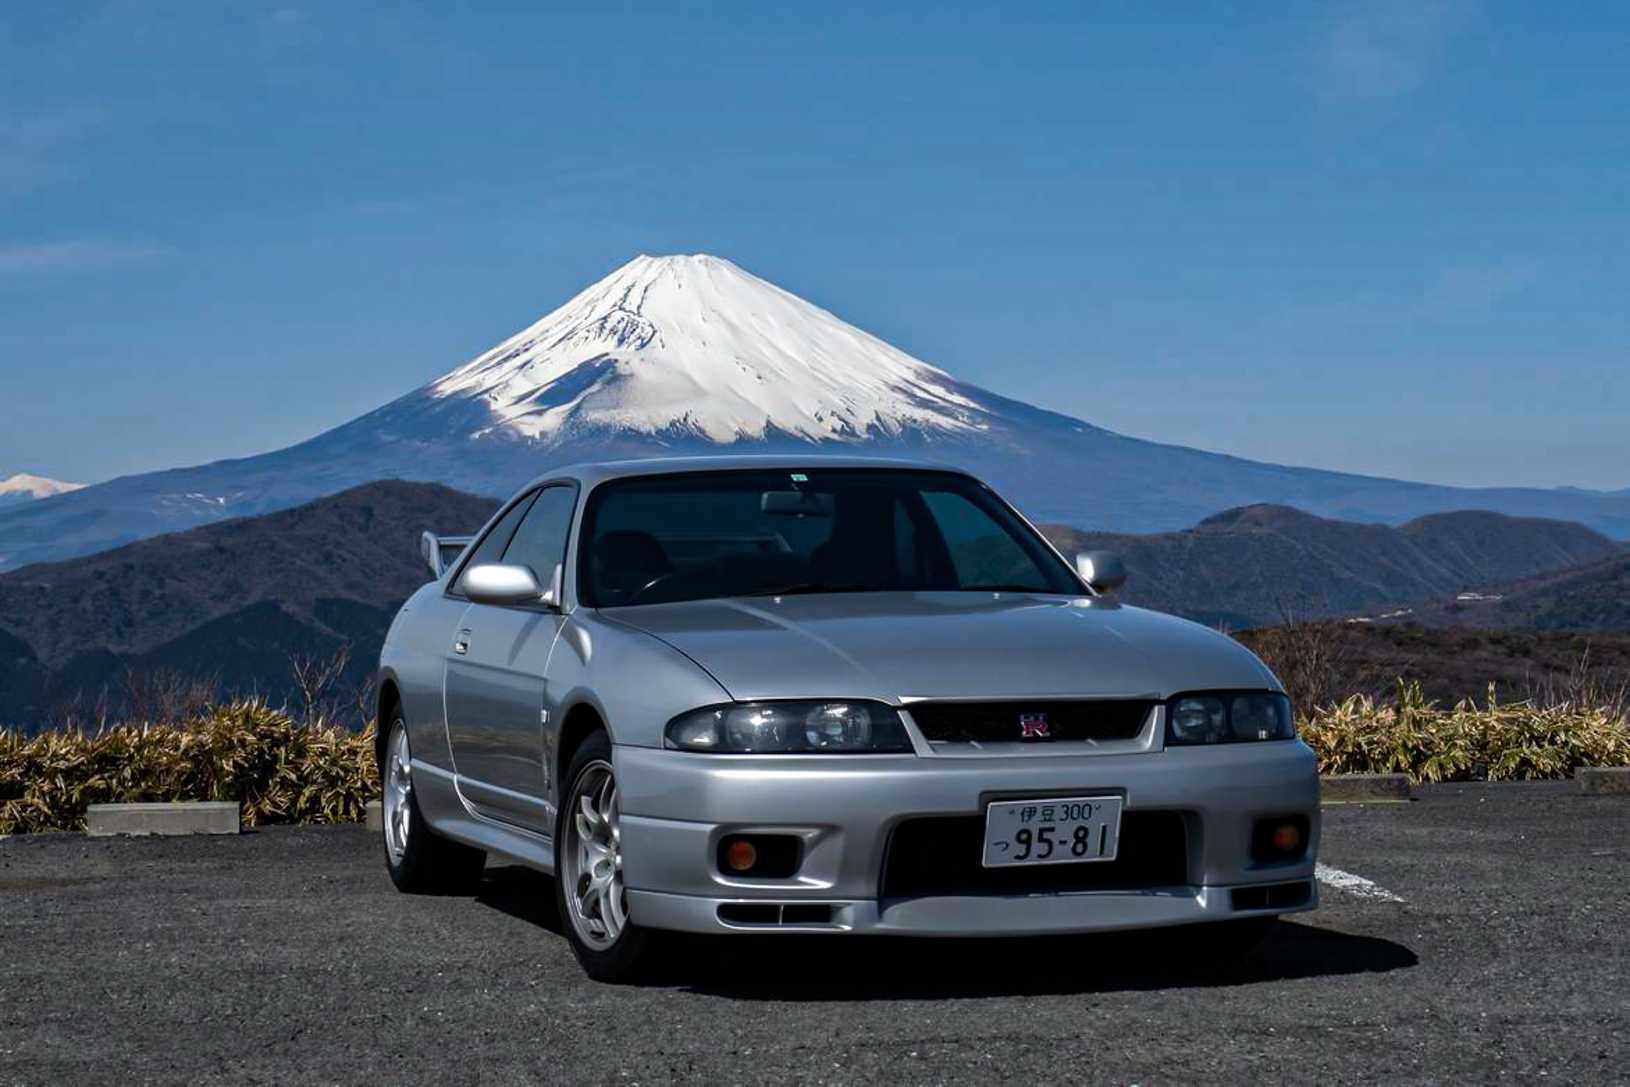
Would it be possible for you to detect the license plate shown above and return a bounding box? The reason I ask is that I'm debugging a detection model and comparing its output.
[982,795,1123,868]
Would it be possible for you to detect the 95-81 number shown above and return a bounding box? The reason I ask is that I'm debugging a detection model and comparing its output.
[1011,823,1105,861]
[982,794,1122,868]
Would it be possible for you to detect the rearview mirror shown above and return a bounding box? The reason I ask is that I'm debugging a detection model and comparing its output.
[760,490,834,516]
[462,563,548,606]
[1075,550,1127,594]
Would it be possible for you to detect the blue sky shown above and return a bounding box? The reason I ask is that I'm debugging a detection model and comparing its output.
[1,2,1626,490]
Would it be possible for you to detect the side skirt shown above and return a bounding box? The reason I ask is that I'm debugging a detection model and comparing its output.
[410,758,556,874]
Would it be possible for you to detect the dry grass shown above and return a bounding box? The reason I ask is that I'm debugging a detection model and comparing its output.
[0,701,377,834]
[3,680,1626,834]
[1244,617,1630,781]
[1301,679,1630,783]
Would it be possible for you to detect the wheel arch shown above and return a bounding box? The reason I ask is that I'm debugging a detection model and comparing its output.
[556,700,611,799]
[375,674,403,776]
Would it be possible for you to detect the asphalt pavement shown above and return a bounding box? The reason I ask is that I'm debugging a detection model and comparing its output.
[1,782,1625,1085]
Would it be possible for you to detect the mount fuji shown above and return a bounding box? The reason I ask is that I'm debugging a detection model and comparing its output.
[3,253,1628,571]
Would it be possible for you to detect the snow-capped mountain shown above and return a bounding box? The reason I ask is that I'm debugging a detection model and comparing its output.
[0,473,84,509]
[429,254,989,445]
[2,253,1629,571]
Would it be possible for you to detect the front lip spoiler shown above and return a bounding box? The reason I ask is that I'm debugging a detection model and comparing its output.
[626,879,1318,937]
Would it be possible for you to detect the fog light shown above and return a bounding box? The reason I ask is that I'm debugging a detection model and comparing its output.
[1251,814,1310,864]
[1272,822,1302,853]
[717,833,802,878]
[724,839,758,872]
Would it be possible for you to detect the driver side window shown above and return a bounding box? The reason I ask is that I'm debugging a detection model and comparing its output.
[502,485,577,586]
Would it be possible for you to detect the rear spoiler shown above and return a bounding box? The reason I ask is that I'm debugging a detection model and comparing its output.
[420,531,473,579]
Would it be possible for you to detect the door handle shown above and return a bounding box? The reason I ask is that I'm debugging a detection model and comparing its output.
[453,629,471,656]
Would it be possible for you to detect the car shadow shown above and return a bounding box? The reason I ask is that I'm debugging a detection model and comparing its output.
[475,864,565,936]
[474,865,1417,999]
[669,921,1417,1000]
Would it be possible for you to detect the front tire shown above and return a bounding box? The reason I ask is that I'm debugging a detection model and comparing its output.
[554,730,655,983]
[381,715,486,894]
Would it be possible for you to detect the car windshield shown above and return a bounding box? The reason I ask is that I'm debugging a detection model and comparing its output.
[579,468,1081,607]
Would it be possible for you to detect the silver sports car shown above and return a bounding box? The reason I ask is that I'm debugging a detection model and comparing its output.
[377,456,1318,981]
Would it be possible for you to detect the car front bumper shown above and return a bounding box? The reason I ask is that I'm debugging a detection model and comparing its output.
[615,740,1321,936]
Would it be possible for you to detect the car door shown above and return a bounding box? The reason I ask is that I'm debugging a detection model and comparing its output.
[443,484,577,833]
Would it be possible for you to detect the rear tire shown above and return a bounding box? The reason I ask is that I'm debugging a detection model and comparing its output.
[381,714,487,894]
[554,730,657,983]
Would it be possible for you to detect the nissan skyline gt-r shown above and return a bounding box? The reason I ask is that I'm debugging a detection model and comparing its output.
[376,456,1318,982]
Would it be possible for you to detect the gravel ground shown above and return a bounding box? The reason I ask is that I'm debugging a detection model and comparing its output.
[1,782,1625,1085]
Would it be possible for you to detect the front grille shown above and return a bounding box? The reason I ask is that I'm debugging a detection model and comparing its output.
[905,700,1155,744]
[880,810,1189,899]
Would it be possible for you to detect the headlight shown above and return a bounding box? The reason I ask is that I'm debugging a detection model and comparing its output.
[664,700,913,754]
[1165,691,1294,746]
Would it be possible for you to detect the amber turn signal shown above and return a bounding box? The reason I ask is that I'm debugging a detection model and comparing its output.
[724,839,758,872]
[1250,815,1310,864]
[1271,823,1302,854]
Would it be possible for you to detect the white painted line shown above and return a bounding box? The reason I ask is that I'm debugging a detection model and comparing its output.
[1316,863,1405,903]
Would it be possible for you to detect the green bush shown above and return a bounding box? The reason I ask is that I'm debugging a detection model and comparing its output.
[0,701,378,834]
[1301,680,1630,783]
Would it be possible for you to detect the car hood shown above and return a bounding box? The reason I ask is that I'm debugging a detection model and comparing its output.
[600,592,1277,701]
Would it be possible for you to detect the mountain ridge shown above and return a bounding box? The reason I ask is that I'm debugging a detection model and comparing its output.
[1402,550,1630,633]
[1045,503,1622,629]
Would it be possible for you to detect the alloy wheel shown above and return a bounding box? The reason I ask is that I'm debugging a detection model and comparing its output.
[383,724,413,864]
[561,760,626,950]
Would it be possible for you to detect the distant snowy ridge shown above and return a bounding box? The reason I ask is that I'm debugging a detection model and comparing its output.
[427,254,990,445]
[0,473,84,502]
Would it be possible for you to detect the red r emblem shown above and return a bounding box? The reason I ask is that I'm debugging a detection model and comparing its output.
[1019,713,1050,739]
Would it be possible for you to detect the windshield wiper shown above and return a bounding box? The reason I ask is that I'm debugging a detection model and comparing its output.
[740,582,869,597]
[958,584,1052,593]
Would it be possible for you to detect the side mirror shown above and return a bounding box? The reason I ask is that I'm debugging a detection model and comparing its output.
[462,563,548,606]
[1075,550,1127,594]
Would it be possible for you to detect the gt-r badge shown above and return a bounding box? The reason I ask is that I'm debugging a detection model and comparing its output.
[1019,712,1051,739]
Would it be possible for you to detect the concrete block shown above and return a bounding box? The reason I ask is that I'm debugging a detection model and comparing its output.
[1578,767,1630,795]
[365,799,383,831]
[87,801,240,837]
[1320,774,1411,803]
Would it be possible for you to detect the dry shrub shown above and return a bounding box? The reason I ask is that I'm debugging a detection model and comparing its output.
[1525,645,1630,720]
[1240,615,1365,712]
[0,700,378,834]
[1301,679,1630,783]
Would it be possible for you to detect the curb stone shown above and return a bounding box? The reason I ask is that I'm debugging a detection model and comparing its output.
[86,801,240,837]
[1577,767,1630,795]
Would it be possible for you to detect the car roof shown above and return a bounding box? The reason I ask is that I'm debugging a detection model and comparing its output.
[522,453,973,491]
